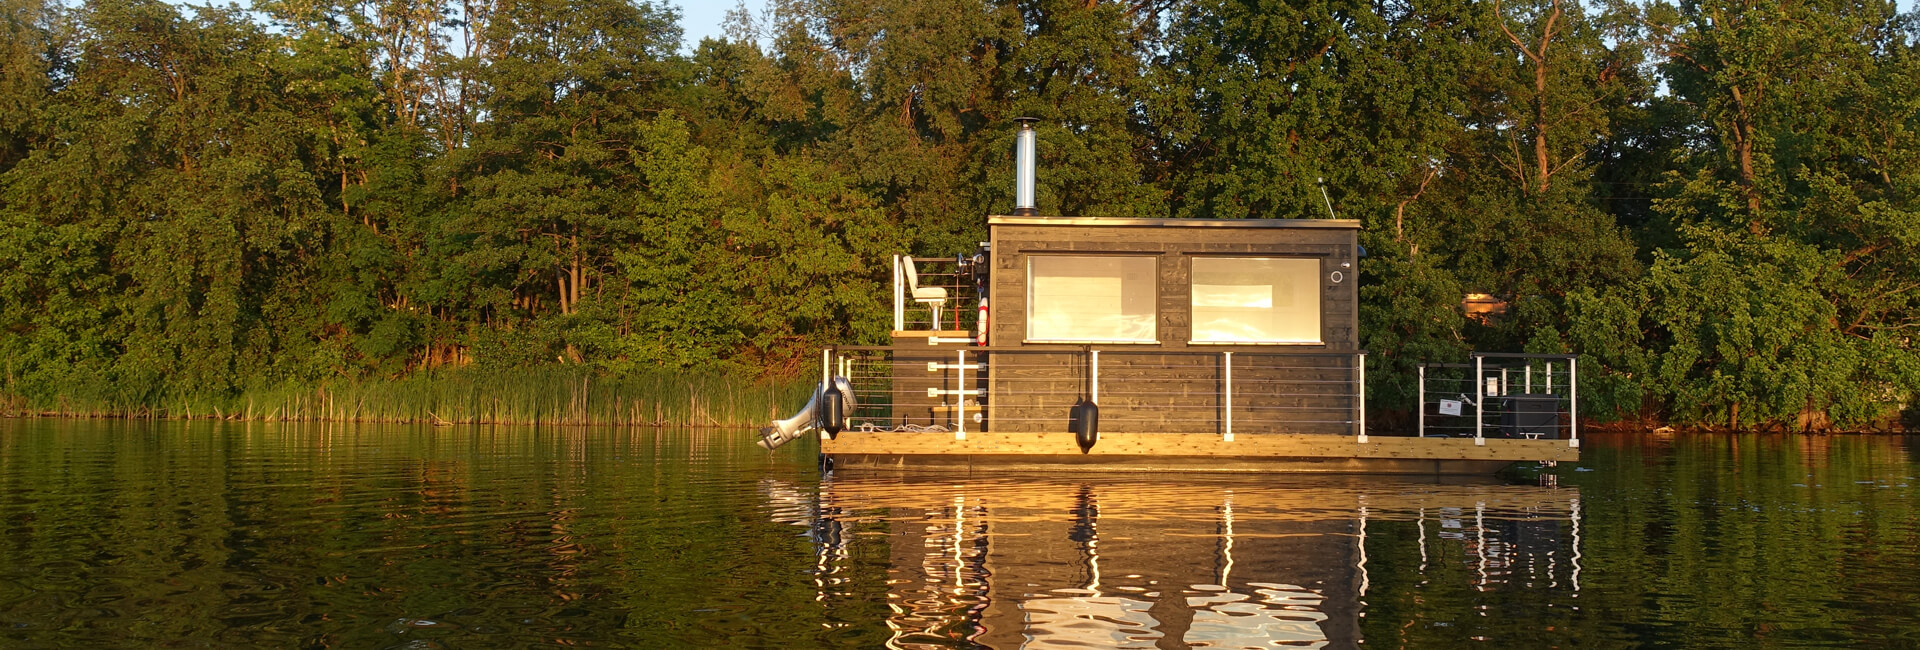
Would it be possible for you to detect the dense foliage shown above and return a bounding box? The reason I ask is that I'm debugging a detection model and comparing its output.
[0,0,1915,430]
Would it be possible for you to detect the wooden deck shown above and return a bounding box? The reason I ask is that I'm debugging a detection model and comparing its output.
[820,431,1579,475]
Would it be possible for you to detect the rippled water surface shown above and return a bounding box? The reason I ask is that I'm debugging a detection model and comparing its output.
[3,421,1919,648]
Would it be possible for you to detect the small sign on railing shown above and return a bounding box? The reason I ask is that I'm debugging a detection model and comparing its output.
[1438,399,1463,417]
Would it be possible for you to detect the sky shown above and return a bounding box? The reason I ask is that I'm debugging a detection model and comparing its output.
[674,0,1920,52]
[675,0,756,51]
[158,0,1920,53]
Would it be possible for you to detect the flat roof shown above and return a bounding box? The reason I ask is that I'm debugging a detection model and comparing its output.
[988,215,1362,229]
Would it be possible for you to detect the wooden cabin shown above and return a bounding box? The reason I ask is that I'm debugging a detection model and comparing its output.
[810,215,1580,474]
[981,216,1360,437]
[796,120,1579,474]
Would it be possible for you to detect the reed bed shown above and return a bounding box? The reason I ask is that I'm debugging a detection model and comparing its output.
[0,368,811,427]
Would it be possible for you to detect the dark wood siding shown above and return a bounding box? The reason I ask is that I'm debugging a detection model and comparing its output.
[982,349,1357,435]
[886,336,986,428]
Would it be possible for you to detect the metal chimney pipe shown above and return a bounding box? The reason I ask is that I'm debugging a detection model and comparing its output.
[1013,117,1038,216]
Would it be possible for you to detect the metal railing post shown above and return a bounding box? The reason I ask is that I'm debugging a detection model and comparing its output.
[892,255,905,332]
[1090,349,1100,403]
[1569,357,1579,449]
[1417,364,1426,438]
[1357,352,1368,443]
[956,350,967,440]
[1223,351,1234,442]
[1474,355,1485,446]
[822,348,831,385]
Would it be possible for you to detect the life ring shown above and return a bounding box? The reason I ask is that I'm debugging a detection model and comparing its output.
[977,299,989,346]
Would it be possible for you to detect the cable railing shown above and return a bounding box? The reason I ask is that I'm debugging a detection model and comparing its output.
[1418,353,1578,448]
[891,255,984,334]
[822,345,1367,441]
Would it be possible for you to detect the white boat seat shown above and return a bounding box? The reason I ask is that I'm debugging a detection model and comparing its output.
[904,258,949,329]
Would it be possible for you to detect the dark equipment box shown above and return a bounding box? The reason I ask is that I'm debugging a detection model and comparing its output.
[1499,394,1563,439]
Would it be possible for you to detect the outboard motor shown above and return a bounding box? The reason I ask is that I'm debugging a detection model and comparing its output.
[758,377,857,451]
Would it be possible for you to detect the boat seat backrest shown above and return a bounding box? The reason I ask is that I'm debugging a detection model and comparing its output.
[904,257,947,311]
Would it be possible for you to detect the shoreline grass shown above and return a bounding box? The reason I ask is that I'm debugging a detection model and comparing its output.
[0,367,811,428]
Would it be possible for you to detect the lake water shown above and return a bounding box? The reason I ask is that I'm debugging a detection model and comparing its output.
[2,420,1917,648]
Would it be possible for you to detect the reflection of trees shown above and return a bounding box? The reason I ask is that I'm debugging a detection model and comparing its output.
[0,420,852,646]
[1362,433,1916,646]
[1559,434,1918,646]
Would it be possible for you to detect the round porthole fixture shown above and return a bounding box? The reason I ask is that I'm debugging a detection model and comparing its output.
[1330,270,1345,284]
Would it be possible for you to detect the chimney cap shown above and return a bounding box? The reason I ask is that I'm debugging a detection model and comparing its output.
[1013,116,1039,125]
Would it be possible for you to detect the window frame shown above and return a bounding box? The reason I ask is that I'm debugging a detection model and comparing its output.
[1023,254,1161,344]
[1186,255,1325,345]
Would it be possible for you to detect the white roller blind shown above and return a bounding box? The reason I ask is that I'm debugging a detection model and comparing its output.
[1191,257,1320,343]
[1027,256,1157,342]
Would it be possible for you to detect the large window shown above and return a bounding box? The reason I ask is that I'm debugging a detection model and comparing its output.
[1190,257,1321,344]
[1027,256,1157,343]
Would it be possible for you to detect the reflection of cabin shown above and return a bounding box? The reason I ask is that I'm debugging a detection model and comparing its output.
[783,477,1586,647]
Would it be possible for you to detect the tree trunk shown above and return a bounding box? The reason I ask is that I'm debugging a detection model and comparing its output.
[1393,165,1439,246]
[1533,61,1551,193]
[1728,85,1763,219]
[1496,0,1561,195]
[570,236,582,311]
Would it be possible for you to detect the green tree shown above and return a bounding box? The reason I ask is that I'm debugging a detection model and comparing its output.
[1632,0,1920,429]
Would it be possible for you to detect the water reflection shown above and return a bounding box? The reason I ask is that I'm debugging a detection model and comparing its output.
[764,476,1582,648]
[17,422,1910,646]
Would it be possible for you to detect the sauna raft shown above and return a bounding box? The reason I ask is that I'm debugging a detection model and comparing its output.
[762,215,1582,475]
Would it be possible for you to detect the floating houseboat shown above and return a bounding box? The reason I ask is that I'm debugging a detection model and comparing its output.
[761,120,1581,474]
